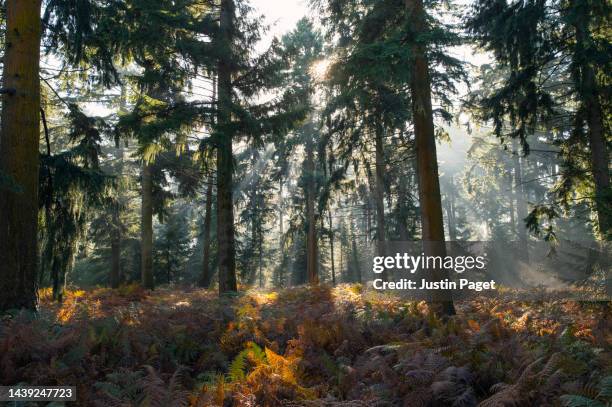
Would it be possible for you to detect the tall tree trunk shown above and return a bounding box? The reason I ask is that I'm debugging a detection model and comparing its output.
[258,232,263,288]
[217,0,238,294]
[397,173,412,241]
[508,173,517,236]
[374,125,386,256]
[200,75,216,289]
[200,177,214,287]
[111,83,127,289]
[51,257,61,302]
[339,233,344,282]
[512,139,529,259]
[278,179,285,287]
[572,2,611,239]
[250,211,257,285]
[350,219,361,283]
[0,0,42,311]
[328,210,336,286]
[305,137,318,284]
[167,250,171,284]
[445,176,458,241]
[407,0,455,316]
[110,206,121,289]
[326,149,336,286]
[141,162,154,289]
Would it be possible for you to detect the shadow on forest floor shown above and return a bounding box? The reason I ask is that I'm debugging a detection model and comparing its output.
[0,284,610,406]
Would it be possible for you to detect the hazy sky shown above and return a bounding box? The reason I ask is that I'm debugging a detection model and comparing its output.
[251,0,312,39]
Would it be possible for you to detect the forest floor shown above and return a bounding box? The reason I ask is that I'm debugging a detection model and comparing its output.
[0,284,610,406]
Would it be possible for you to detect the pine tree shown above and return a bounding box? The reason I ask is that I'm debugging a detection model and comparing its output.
[210,1,308,294]
[406,0,455,315]
[314,0,464,315]
[467,0,611,239]
[215,0,238,294]
[277,18,325,285]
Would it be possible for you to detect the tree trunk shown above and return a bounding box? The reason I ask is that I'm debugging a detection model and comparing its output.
[339,238,344,281]
[512,139,529,259]
[167,249,172,284]
[111,82,127,289]
[326,150,336,286]
[0,0,42,312]
[572,2,611,239]
[200,177,214,287]
[200,74,216,289]
[397,173,412,241]
[328,211,336,286]
[141,162,154,289]
[407,0,455,316]
[508,173,517,236]
[278,179,285,287]
[250,211,257,285]
[350,220,361,283]
[51,257,61,302]
[374,125,386,256]
[585,88,610,239]
[217,0,238,294]
[110,210,121,289]
[258,233,263,288]
[445,176,458,241]
[305,137,318,284]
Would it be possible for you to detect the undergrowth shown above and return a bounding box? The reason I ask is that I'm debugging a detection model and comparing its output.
[0,284,609,406]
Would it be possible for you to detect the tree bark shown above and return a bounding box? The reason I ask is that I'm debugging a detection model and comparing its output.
[0,0,42,312]
[217,0,238,294]
[445,176,458,241]
[407,0,455,316]
[141,162,154,289]
[305,137,318,284]
[200,177,214,287]
[350,219,361,283]
[278,179,285,287]
[397,172,412,241]
[110,207,121,289]
[326,149,337,286]
[258,233,263,288]
[374,125,386,256]
[339,234,344,282]
[328,210,336,286]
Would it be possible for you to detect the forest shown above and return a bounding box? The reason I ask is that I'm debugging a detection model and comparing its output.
[0,0,610,405]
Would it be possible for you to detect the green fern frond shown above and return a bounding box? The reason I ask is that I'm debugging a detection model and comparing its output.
[228,341,266,382]
[559,394,605,407]
[228,349,247,382]
[561,376,612,407]
[598,376,612,399]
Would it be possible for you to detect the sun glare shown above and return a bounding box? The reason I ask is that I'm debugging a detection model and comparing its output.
[310,59,331,80]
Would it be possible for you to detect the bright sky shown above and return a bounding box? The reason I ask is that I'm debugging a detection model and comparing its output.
[250,0,312,43]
